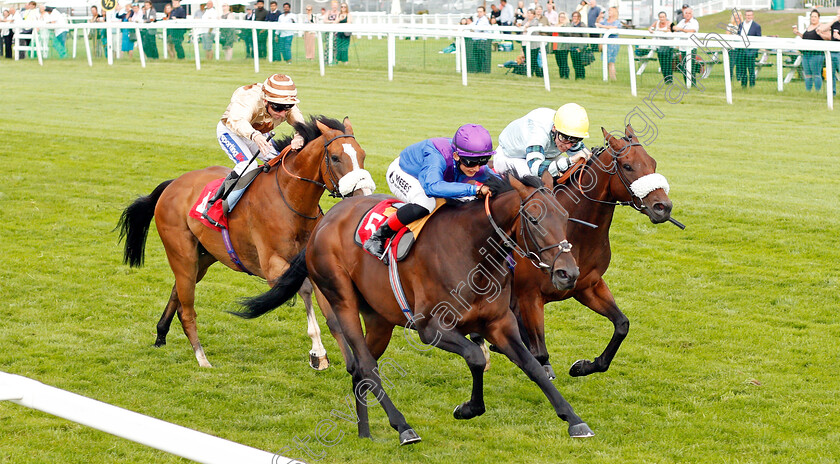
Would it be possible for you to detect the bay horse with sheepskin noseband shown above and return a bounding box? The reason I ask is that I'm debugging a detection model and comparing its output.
[117,116,374,368]
[234,173,595,444]
[510,125,673,380]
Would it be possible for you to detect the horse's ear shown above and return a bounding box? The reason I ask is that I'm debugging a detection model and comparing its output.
[508,174,528,196]
[601,126,611,141]
[540,170,555,189]
[315,120,332,135]
[625,124,636,140]
[343,116,354,135]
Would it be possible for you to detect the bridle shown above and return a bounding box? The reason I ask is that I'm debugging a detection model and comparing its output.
[485,187,573,271]
[575,139,647,212]
[269,132,357,219]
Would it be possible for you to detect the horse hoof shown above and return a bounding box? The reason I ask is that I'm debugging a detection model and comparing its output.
[154,338,166,348]
[488,344,502,354]
[568,422,595,438]
[544,364,556,381]
[453,402,485,420]
[399,428,421,446]
[569,359,589,377]
[309,353,330,371]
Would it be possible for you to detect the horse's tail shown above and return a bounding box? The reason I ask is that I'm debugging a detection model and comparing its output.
[232,249,309,319]
[117,180,174,268]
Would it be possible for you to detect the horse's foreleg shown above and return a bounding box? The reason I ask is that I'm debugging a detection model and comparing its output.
[569,278,628,377]
[314,284,352,367]
[516,292,555,380]
[486,311,593,438]
[299,278,329,370]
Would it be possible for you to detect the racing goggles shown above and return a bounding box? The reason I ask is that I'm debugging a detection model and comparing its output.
[459,155,491,168]
[556,132,583,145]
[268,102,295,112]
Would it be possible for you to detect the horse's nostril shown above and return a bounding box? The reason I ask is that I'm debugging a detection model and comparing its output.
[557,270,568,280]
[654,203,665,212]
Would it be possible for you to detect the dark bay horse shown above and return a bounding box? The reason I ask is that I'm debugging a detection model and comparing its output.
[510,125,674,380]
[235,173,596,444]
[117,116,374,368]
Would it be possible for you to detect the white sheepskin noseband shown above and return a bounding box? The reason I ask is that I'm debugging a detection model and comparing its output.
[629,173,670,199]
[338,169,376,196]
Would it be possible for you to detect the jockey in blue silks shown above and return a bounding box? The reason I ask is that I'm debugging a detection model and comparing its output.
[363,124,498,259]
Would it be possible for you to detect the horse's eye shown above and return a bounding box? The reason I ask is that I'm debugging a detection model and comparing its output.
[331,155,341,163]
[622,163,632,171]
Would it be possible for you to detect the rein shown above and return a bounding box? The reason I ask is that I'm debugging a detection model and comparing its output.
[484,188,572,271]
[575,143,643,211]
[264,133,357,219]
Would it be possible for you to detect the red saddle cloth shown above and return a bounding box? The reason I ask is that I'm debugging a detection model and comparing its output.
[188,178,228,231]
[355,199,415,261]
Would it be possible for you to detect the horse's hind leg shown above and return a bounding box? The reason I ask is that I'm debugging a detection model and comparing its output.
[486,311,593,438]
[299,278,329,370]
[569,278,628,377]
[155,260,213,349]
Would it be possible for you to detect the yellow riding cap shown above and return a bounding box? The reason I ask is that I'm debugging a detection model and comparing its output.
[553,103,590,138]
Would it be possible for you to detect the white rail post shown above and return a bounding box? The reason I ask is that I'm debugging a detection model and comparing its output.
[602,35,608,82]
[0,372,304,464]
[136,23,146,68]
[252,26,259,73]
[722,46,732,104]
[162,22,168,59]
[192,26,200,69]
[34,27,43,66]
[72,25,78,59]
[215,28,220,61]
[776,48,783,92]
[685,48,692,89]
[526,39,531,77]
[106,24,113,65]
[460,35,468,86]
[826,51,834,111]
[454,33,461,72]
[84,27,92,67]
[541,42,550,91]
[268,26,273,62]
[316,28,324,76]
[627,44,636,97]
[387,32,395,81]
[328,31,334,64]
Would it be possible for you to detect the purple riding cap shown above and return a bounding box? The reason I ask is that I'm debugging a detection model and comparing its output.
[452,123,496,158]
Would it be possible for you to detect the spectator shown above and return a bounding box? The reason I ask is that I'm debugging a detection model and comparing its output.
[649,11,673,84]
[468,5,492,73]
[574,0,589,25]
[45,6,67,59]
[116,3,135,58]
[140,0,158,59]
[500,52,527,75]
[586,0,601,51]
[490,4,501,24]
[335,2,350,64]
[553,11,571,79]
[566,10,586,79]
[831,9,840,96]
[673,6,699,87]
[521,8,542,77]
[169,0,187,59]
[89,5,109,58]
[219,3,236,61]
[737,9,761,88]
[499,0,514,26]
[515,1,525,26]
[545,1,559,26]
[266,1,280,61]
[200,0,218,60]
[1,8,12,59]
[254,0,268,58]
[793,9,831,92]
[303,5,316,61]
[675,4,687,24]
[725,10,742,85]
[323,0,338,63]
[597,6,620,81]
[242,7,254,58]
[276,3,295,63]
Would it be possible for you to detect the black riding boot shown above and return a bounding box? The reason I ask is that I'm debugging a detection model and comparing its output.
[363,223,398,260]
[203,170,239,217]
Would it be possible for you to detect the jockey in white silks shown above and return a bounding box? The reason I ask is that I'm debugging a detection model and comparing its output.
[493,103,592,178]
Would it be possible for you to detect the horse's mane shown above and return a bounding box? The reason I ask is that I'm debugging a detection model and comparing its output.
[274,115,346,151]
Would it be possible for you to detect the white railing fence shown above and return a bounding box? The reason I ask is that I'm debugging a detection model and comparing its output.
[8,21,840,109]
[0,371,303,464]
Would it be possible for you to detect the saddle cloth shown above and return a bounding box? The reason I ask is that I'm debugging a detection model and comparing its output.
[354,198,445,262]
[188,178,228,231]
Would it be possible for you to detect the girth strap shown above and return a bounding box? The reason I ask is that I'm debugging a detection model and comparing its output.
[221,228,255,276]
[387,244,414,323]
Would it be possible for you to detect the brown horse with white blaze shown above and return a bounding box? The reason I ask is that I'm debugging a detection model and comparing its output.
[234,173,596,444]
[117,116,374,368]
[510,125,674,379]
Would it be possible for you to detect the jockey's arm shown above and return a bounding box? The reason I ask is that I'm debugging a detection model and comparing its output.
[417,154,478,199]
[286,105,306,149]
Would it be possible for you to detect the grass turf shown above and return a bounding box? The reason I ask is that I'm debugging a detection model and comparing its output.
[0,59,838,463]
